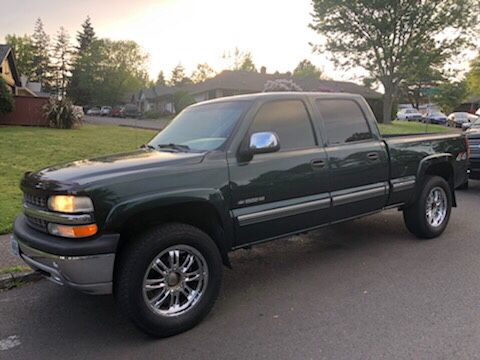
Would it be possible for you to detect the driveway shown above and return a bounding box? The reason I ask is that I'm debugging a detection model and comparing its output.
[85,115,169,131]
[1,182,480,359]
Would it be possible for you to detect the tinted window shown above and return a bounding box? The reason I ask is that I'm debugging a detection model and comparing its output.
[316,99,372,145]
[251,100,315,150]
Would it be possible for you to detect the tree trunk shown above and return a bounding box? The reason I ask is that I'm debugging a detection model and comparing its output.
[382,82,394,124]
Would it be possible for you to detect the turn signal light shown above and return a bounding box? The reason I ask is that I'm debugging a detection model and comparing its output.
[48,223,98,238]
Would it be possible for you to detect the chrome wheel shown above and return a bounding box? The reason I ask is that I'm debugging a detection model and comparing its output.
[425,186,447,227]
[142,245,208,317]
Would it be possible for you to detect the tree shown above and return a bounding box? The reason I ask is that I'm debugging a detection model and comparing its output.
[0,78,14,116]
[155,70,166,86]
[52,27,72,98]
[223,48,256,71]
[5,34,34,78]
[466,53,480,95]
[31,18,52,91]
[169,63,191,86]
[76,16,96,51]
[434,80,468,114]
[293,59,322,79]
[174,91,196,113]
[191,63,215,83]
[310,0,480,123]
[68,17,99,105]
[263,79,303,92]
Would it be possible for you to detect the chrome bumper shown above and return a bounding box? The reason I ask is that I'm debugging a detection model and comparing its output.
[14,236,115,295]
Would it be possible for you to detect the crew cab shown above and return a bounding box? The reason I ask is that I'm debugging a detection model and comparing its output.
[12,92,469,337]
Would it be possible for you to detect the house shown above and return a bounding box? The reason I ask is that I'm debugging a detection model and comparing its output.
[0,44,38,97]
[135,70,383,119]
[455,95,480,114]
[0,44,22,93]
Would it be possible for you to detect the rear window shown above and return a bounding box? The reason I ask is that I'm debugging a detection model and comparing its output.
[315,99,372,145]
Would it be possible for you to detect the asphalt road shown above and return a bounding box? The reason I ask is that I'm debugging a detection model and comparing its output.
[1,181,480,359]
[84,115,168,130]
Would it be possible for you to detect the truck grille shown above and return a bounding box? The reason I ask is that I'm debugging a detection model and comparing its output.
[468,138,480,155]
[25,214,48,232]
[24,193,48,209]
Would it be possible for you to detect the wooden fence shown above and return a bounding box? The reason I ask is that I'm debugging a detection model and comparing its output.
[0,96,49,126]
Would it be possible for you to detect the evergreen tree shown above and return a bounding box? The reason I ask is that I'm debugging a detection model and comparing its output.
[31,18,52,91]
[76,16,96,51]
[5,34,35,78]
[52,27,72,98]
[155,70,166,86]
[169,63,191,86]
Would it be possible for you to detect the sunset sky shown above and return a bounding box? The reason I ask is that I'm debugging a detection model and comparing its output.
[0,0,474,83]
[0,0,362,81]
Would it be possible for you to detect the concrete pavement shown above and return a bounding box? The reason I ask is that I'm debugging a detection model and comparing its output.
[0,234,23,270]
[0,182,479,359]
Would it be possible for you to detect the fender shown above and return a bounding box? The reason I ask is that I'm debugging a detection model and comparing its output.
[104,188,235,251]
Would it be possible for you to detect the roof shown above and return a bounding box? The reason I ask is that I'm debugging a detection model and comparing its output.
[0,44,21,87]
[463,96,480,104]
[137,70,382,101]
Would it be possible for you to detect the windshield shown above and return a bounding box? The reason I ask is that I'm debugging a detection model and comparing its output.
[149,101,252,151]
[472,118,480,128]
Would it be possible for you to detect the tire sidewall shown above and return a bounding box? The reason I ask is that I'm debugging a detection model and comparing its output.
[418,176,452,237]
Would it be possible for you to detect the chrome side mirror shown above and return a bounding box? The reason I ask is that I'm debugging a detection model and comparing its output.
[249,132,280,154]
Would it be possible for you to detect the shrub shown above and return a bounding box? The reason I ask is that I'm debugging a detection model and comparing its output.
[263,79,303,92]
[174,91,196,113]
[43,97,84,129]
[143,110,163,119]
[0,78,15,116]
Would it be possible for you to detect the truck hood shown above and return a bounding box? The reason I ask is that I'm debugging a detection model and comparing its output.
[22,149,206,192]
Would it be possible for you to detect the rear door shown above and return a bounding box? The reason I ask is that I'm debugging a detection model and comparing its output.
[228,98,331,246]
[313,98,389,222]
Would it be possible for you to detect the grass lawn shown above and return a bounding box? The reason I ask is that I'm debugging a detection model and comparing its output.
[0,124,156,234]
[378,120,452,135]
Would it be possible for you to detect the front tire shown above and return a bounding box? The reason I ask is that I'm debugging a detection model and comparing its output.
[403,176,452,239]
[116,223,223,337]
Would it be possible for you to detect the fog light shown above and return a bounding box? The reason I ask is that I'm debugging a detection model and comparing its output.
[48,223,98,238]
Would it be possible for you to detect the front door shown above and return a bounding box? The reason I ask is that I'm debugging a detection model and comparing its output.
[228,99,331,246]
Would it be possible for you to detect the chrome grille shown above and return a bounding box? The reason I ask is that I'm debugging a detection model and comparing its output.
[25,214,47,231]
[24,193,47,209]
[468,138,480,155]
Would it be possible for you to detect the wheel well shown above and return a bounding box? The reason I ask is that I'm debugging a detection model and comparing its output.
[117,202,231,267]
[424,162,456,206]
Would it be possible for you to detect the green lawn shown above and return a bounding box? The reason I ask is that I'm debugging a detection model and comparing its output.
[0,125,156,234]
[378,120,451,135]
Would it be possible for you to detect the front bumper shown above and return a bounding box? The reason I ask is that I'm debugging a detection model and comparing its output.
[12,215,119,295]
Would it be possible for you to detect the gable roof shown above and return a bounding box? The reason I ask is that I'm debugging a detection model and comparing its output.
[0,44,22,87]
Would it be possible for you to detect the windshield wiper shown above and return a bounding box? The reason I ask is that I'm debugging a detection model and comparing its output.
[157,143,191,152]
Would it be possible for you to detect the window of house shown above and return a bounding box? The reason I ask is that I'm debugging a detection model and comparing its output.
[251,100,315,150]
[315,99,372,145]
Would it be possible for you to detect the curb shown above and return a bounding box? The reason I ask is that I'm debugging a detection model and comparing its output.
[0,270,43,290]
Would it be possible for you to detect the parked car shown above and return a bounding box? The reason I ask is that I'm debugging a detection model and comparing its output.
[123,104,139,118]
[447,112,479,128]
[465,118,480,180]
[396,108,423,121]
[423,111,447,125]
[111,106,124,118]
[100,106,112,117]
[12,93,468,337]
[86,107,101,116]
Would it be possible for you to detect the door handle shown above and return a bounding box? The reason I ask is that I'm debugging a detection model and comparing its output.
[367,152,379,161]
[311,159,327,168]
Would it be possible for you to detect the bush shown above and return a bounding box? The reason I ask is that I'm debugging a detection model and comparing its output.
[174,91,196,113]
[43,97,84,129]
[0,78,15,116]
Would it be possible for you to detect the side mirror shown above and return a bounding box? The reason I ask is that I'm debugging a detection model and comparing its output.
[238,132,280,162]
[249,132,280,155]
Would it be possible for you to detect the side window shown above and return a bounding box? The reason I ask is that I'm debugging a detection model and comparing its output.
[316,99,372,145]
[251,100,315,150]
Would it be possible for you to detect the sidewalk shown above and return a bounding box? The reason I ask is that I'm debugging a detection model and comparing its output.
[0,234,24,270]
[84,115,169,131]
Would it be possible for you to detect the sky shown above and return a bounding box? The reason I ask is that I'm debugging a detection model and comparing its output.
[0,0,474,84]
[0,0,364,82]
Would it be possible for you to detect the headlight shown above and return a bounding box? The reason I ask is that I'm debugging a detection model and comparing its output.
[47,195,94,213]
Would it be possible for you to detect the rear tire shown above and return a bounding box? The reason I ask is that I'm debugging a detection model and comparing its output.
[116,223,223,337]
[403,176,452,239]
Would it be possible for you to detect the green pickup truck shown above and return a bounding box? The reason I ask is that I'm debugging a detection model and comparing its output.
[12,92,469,337]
